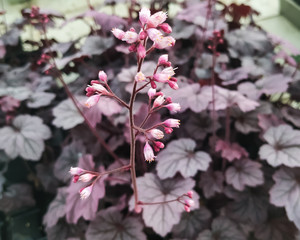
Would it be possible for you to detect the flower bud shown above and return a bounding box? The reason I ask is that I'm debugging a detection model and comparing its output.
[154,141,165,149]
[164,127,173,134]
[79,173,96,182]
[158,54,171,67]
[128,44,137,52]
[184,205,191,213]
[98,70,107,82]
[149,129,164,139]
[150,81,157,89]
[139,30,147,40]
[168,81,179,90]
[166,103,181,113]
[184,199,195,207]
[164,118,180,128]
[148,88,156,99]
[153,95,165,108]
[79,185,93,199]
[69,167,84,175]
[73,175,79,183]
[187,191,193,199]
[137,44,146,59]
[159,23,172,33]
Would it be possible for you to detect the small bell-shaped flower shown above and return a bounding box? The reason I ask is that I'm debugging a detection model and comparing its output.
[164,118,180,128]
[153,95,165,108]
[139,8,150,26]
[149,129,164,139]
[79,185,93,199]
[111,28,125,40]
[135,71,146,82]
[166,103,181,113]
[144,141,156,162]
[147,11,167,28]
[85,95,100,108]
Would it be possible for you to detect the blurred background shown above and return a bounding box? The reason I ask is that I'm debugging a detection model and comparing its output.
[1,0,300,49]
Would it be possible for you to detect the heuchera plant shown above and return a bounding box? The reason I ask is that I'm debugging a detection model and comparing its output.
[1,0,300,239]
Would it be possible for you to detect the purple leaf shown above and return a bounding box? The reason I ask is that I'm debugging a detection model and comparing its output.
[36,163,59,193]
[270,167,300,230]
[84,10,127,32]
[0,96,20,112]
[172,19,196,39]
[86,207,146,240]
[225,159,264,191]
[177,1,208,23]
[81,36,114,56]
[184,112,220,140]
[202,85,259,112]
[220,67,249,86]
[238,82,261,100]
[156,138,211,179]
[241,56,276,77]
[54,140,85,183]
[282,106,300,128]
[215,140,248,162]
[256,74,292,95]
[132,173,199,237]
[0,184,35,213]
[226,28,272,57]
[43,187,67,228]
[257,114,283,133]
[107,159,130,186]
[0,86,32,101]
[259,125,300,167]
[231,102,273,134]
[66,155,106,224]
[26,91,55,108]
[254,216,297,240]
[0,115,51,160]
[172,208,211,239]
[196,217,246,240]
[224,186,268,224]
[199,169,224,198]
[52,98,84,130]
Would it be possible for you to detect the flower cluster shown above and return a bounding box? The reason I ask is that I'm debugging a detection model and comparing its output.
[69,167,99,199]
[112,8,175,58]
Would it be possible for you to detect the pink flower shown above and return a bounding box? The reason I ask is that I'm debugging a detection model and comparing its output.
[139,30,147,40]
[85,95,100,108]
[187,191,193,199]
[161,67,175,76]
[98,70,107,82]
[79,185,93,199]
[139,7,150,26]
[164,118,180,128]
[147,88,156,99]
[184,199,195,207]
[166,103,181,113]
[144,141,156,162]
[122,31,138,44]
[153,95,165,108]
[154,141,165,149]
[149,129,164,139]
[137,43,146,59]
[79,173,96,182]
[147,28,163,42]
[147,11,167,28]
[111,28,125,40]
[158,54,171,67]
[164,127,173,134]
[159,23,172,33]
[69,167,84,175]
[155,36,175,49]
[184,205,190,212]
[153,73,169,83]
[168,80,179,90]
[135,71,146,82]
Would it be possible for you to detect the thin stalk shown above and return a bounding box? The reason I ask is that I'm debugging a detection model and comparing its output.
[211,36,217,148]
[223,107,230,171]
